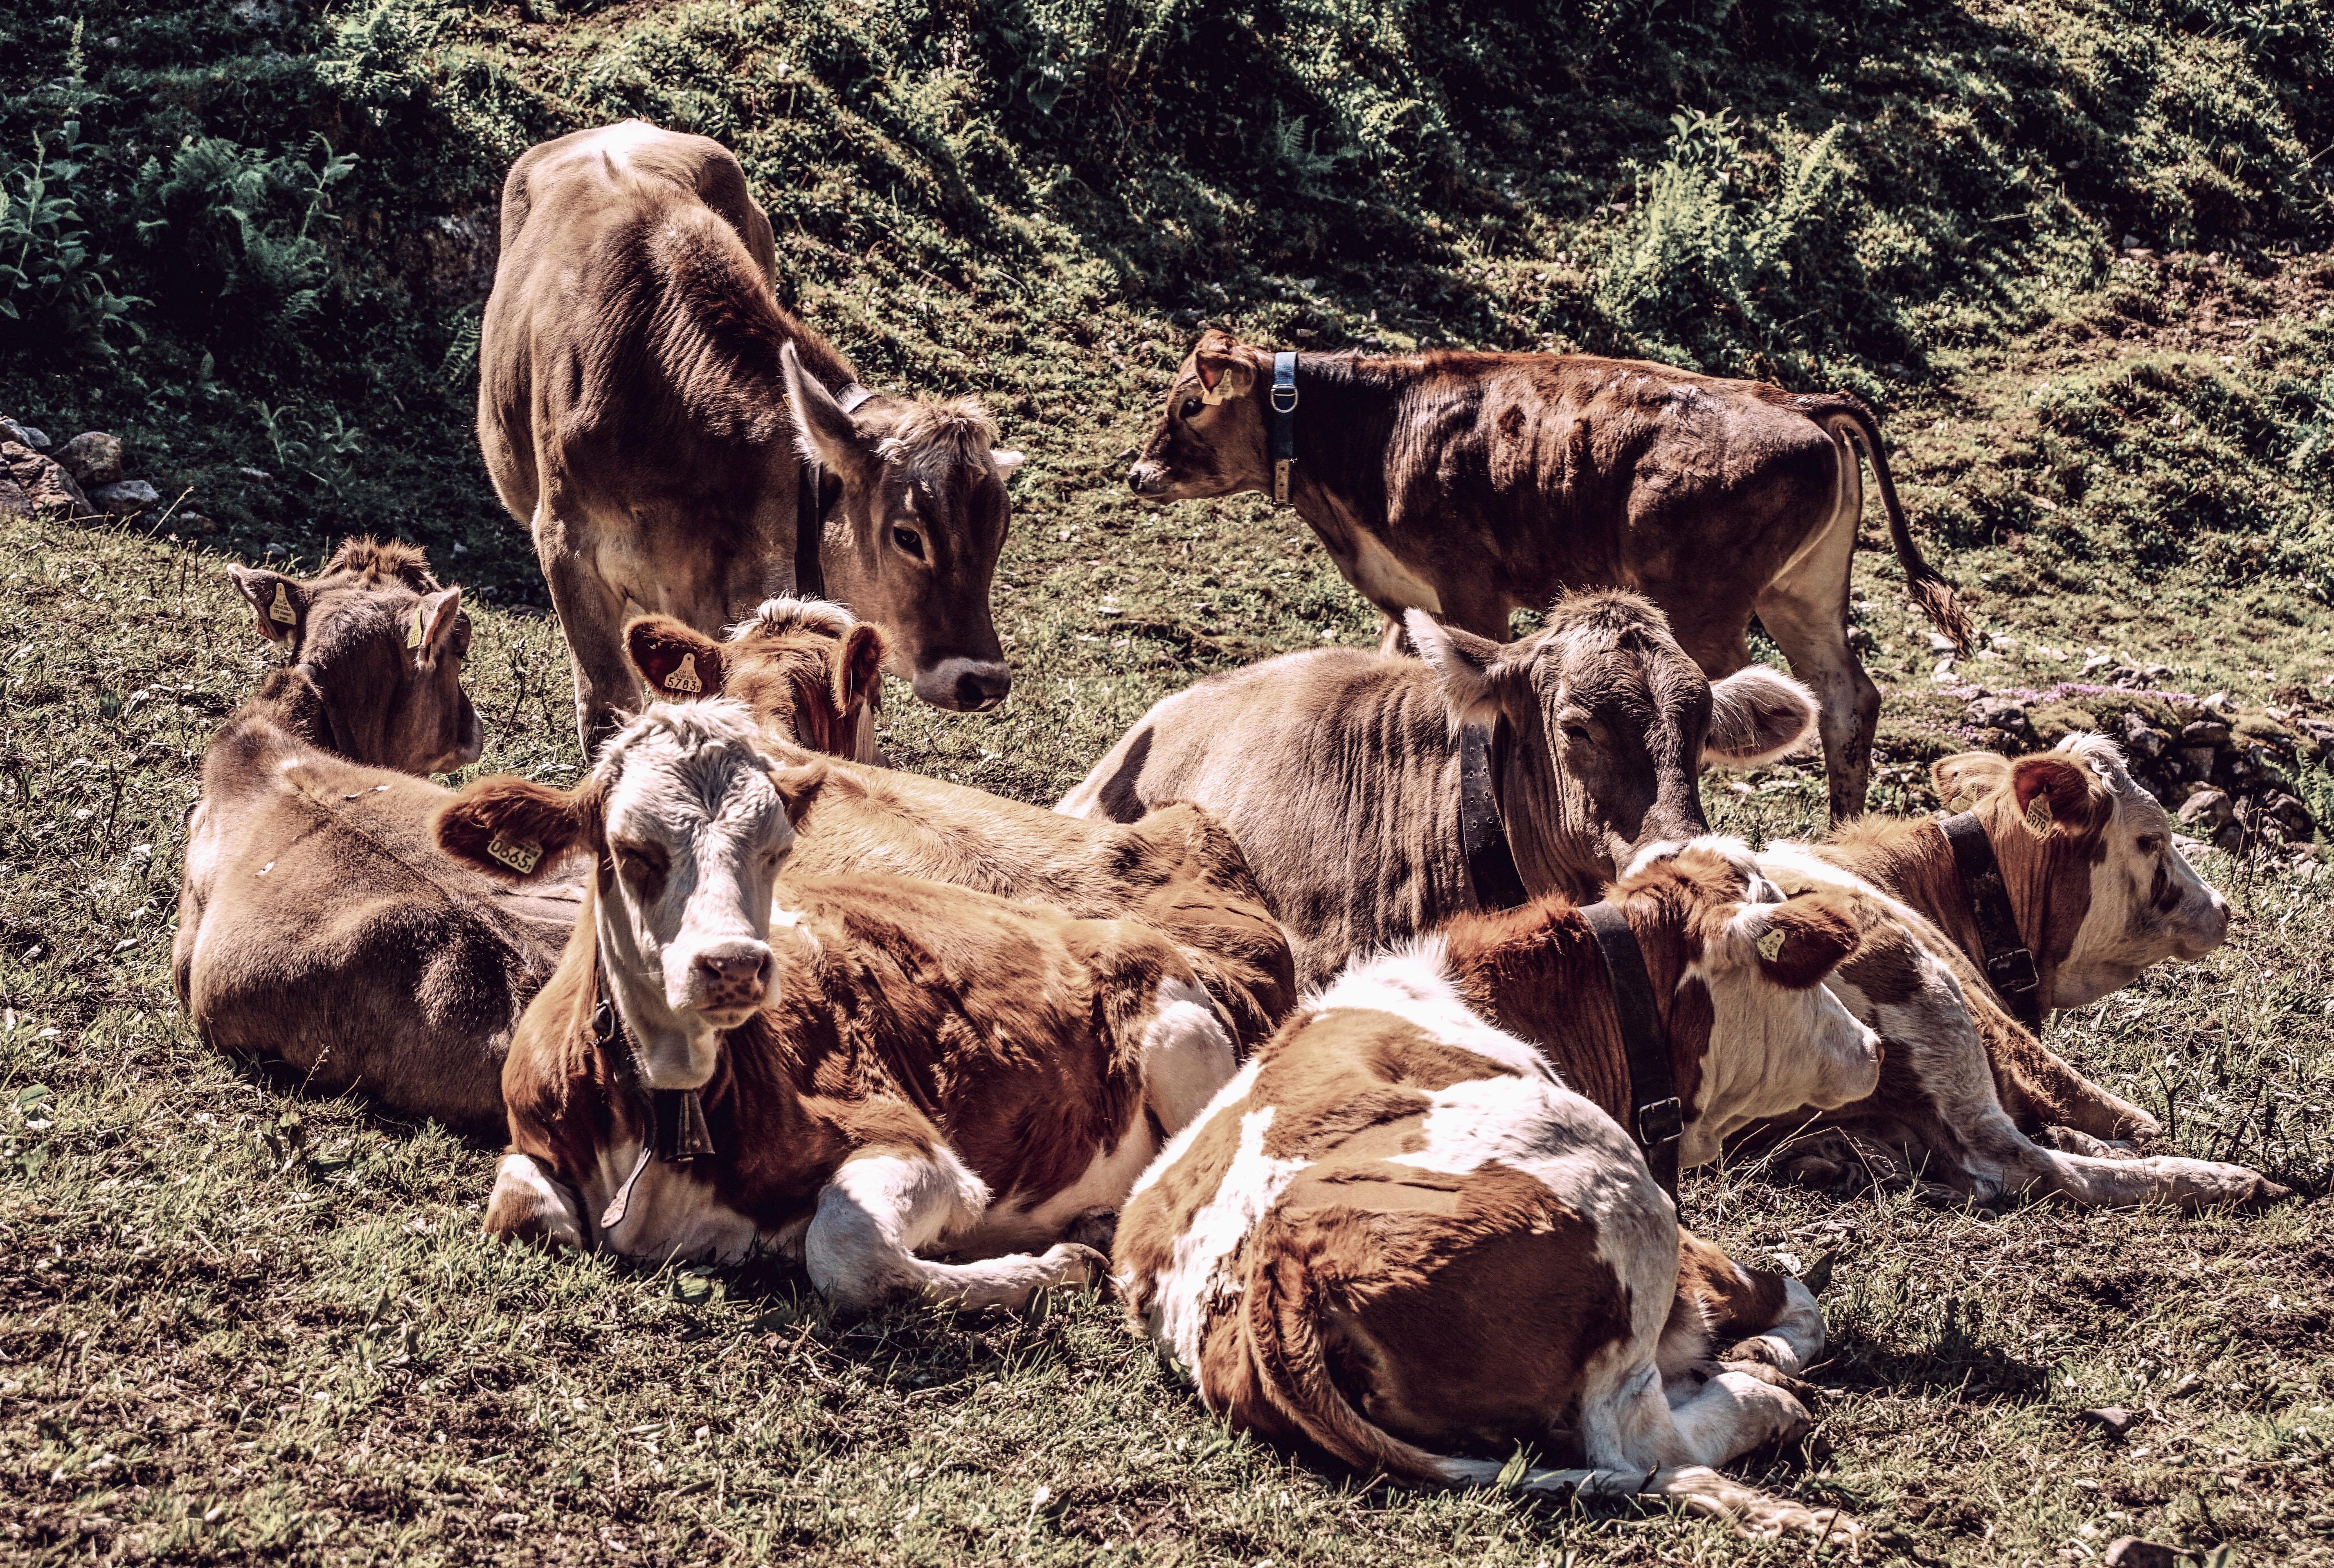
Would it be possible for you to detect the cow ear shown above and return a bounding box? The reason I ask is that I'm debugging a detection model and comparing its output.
[1750,893,1862,989]
[1193,332,1256,403]
[772,762,825,828]
[833,621,888,718]
[410,587,464,664]
[229,565,304,646]
[1704,666,1817,769]
[1406,608,1504,729]
[1931,750,2012,810]
[2010,754,2113,839]
[626,615,725,700]
[434,776,586,880]
[990,448,1024,475]
[781,341,875,479]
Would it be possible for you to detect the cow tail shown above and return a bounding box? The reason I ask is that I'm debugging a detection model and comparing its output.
[1818,396,1973,657]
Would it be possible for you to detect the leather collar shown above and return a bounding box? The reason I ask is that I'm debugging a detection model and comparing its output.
[587,956,716,1232]
[1269,351,1299,505]
[1580,902,1684,1207]
[1939,811,2045,1029]
[1458,715,1528,911]
[793,383,875,601]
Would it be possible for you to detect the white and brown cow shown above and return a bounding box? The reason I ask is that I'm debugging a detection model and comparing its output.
[1115,841,1878,1539]
[1740,734,2279,1207]
[438,700,1240,1311]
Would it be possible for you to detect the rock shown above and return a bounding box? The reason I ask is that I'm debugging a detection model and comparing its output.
[2177,789,2232,833]
[2212,822,2245,855]
[1927,632,1957,653]
[54,431,122,485]
[0,472,30,518]
[2102,1539,2186,1568]
[1971,697,2032,739]
[90,479,160,515]
[2078,1405,2138,1437]
[2181,720,2230,746]
[1,440,92,515]
[238,466,275,482]
[2178,746,2217,781]
[0,417,49,448]
[2123,712,2170,758]
[2265,792,2312,835]
[176,511,220,536]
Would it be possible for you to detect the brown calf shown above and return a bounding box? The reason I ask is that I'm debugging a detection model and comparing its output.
[1114,841,1877,1538]
[173,541,563,1133]
[625,603,1298,1053]
[479,121,1020,752]
[1130,330,1972,818]
[439,701,1240,1312]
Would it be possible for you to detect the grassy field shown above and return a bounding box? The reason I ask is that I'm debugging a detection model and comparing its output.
[6,0,2334,1563]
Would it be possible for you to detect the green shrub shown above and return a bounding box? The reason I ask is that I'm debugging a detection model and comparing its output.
[0,123,143,361]
[134,134,359,348]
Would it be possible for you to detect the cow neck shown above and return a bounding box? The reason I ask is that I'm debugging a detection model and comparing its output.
[580,871,718,1231]
[1271,353,1400,534]
[1939,812,2045,1028]
[792,378,875,602]
[1458,713,1528,911]
[1450,898,1696,1203]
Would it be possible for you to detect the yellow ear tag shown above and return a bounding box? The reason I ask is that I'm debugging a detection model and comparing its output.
[1756,927,1787,963]
[407,607,427,650]
[1198,373,1237,406]
[268,580,297,627]
[486,834,543,874]
[664,652,703,695]
[2024,792,2053,836]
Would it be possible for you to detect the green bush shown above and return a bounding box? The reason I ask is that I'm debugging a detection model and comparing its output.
[0,123,142,360]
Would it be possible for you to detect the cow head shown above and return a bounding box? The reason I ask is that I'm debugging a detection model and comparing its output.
[622,599,886,762]
[227,537,484,774]
[1406,592,1818,898]
[1612,839,1880,1164]
[1932,734,2230,1010]
[1128,330,1274,500]
[435,700,824,1088]
[780,342,1018,713]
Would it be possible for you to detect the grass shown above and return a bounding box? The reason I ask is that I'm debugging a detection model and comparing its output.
[5,0,2334,1561]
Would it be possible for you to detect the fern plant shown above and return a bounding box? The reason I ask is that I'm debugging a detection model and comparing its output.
[0,124,144,362]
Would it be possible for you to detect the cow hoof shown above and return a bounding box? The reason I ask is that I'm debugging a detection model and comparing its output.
[2038,1125,2142,1160]
[1713,1356,1825,1408]
[1044,1242,1110,1294]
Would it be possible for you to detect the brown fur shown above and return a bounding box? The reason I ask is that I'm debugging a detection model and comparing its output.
[173,547,566,1133]
[1132,330,1972,818]
[478,120,1014,751]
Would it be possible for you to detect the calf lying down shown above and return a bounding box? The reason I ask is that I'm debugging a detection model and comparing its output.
[1740,739,2280,1208]
[1115,841,1879,1539]
[439,699,1239,1312]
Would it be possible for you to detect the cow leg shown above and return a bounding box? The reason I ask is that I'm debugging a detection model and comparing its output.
[805,1145,1105,1314]
[484,1153,587,1250]
[1139,977,1239,1134]
[533,501,640,756]
[1752,499,1877,820]
[1981,1019,2161,1141]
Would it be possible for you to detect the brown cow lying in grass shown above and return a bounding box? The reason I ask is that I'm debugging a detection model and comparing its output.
[1128,329,1972,818]
[441,700,1240,1311]
[172,541,569,1134]
[1114,841,1877,1539]
[625,600,1297,1054]
[1744,736,2282,1208]
[1061,589,1819,986]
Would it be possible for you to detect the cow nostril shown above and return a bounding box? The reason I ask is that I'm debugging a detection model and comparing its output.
[696,952,770,991]
[954,667,1011,712]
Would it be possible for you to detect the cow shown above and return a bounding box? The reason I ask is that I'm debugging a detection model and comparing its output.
[1113,840,1878,1539]
[1059,590,1819,986]
[436,700,1241,1312]
[1127,329,1973,819]
[623,601,1299,1053]
[479,120,1020,753]
[173,540,570,1134]
[1741,735,2280,1207]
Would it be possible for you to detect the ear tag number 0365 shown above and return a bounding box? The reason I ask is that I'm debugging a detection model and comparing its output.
[1756,927,1787,963]
[664,652,703,695]
[487,835,542,874]
[268,581,297,627]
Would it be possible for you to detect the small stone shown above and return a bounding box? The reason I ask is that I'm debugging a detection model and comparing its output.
[2124,712,2169,758]
[54,431,122,485]
[2212,822,2244,855]
[1989,633,2021,653]
[2102,1539,2183,1568]
[2176,789,2231,832]
[1971,697,2031,736]
[2079,1405,2138,1437]
[1927,632,1957,652]
[2265,792,2311,835]
[2181,719,2230,746]
[1,440,91,515]
[2178,746,2217,781]
[178,511,220,536]
[238,466,275,482]
[0,417,42,448]
[0,473,29,518]
[90,478,160,515]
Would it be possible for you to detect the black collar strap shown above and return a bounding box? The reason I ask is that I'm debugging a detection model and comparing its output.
[792,382,872,603]
[1459,716,1528,911]
[589,959,716,1232]
[1270,351,1299,505]
[1939,811,2044,1029]
[1580,902,1683,1207]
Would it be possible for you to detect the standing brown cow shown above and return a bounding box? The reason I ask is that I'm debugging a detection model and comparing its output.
[1128,331,1971,819]
[479,121,1021,752]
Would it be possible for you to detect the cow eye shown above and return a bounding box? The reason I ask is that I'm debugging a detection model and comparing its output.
[2136,834,2166,857]
[1180,396,1202,419]
[892,526,925,560]
[1562,723,1592,744]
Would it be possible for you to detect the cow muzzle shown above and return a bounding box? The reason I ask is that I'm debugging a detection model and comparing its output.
[913,657,1011,713]
[1127,461,1171,497]
[675,939,775,1021]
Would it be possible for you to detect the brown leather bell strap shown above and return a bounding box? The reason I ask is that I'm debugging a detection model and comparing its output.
[586,961,717,1233]
[1940,810,2044,1029]
[1458,715,1528,911]
[1581,901,1682,1208]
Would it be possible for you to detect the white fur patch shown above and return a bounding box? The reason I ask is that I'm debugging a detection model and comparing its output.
[1143,1095,1305,1380]
[1313,939,1557,1084]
